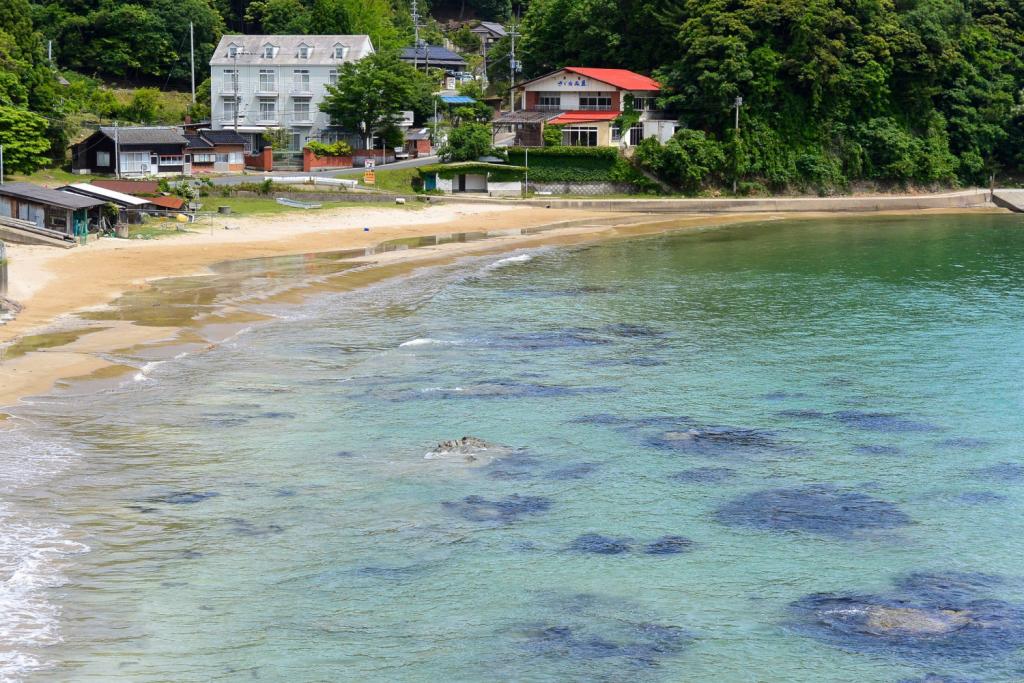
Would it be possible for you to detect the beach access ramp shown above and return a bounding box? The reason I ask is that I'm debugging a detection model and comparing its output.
[991,189,1024,213]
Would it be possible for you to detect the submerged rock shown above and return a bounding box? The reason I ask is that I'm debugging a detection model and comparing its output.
[715,484,911,537]
[832,410,942,433]
[150,491,220,505]
[569,533,633,555]
[853,444,904,456]
[936,437,991,450]
[429,436,503,456]
[547,462,600,480]
[647,425,779,456]
[443,494,552,523]
[643,536,695,555]
[971,461,1024,482]
[789,571,1024,665]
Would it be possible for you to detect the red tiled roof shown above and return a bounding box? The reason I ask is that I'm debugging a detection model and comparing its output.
[564,67,661,91]
[547,111,621,125]
[146,195,186,210]
[92,180,161,195]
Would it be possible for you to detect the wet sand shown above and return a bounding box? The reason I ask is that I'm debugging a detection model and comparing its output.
[0,203,1006,409]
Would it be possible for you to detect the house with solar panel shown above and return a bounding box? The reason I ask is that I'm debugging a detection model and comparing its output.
[494,67,679,147]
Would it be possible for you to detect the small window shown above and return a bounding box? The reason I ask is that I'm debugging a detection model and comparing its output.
[262,45,276,59]
[96,150,111,166]
[328,69,338,86]
[159,155,184,166]
[227,45,239,58]
[333,45,348,59]
[298,45,311,58]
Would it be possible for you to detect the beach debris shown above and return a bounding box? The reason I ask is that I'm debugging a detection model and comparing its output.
[715,484,911,537]
[670,466,737,484]
[395,197,406,205]
[788,571,1024,665]
[442,494,552,522]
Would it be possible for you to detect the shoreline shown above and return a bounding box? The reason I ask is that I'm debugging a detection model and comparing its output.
[0,203,1009,410]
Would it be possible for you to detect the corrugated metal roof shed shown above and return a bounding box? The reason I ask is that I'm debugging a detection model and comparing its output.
[0,182,106,210]
[60,183,152,207]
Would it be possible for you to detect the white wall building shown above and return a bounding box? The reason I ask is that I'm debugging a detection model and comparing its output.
[209,35,374,153]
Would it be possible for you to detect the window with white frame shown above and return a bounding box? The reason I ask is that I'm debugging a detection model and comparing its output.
[293,69,310,91]
[628,123,644,146]
[633,96,658,111]
[227,44,239,58]
[328,69,338,86]
[262,44,276,58]
[96,150,111,166]
[258,98,276,122]
[223,68,238,91]
[562,126,598,146]
[333,44,348,59]
[579,94,612,111]
[293,98,311,122]
[298,44,311,58]
[193,153,215,163]
[259,69,276,92]
[537,93,561,110]
[610,126,621,142]
[159,155,184,166]
[223,96,238,120]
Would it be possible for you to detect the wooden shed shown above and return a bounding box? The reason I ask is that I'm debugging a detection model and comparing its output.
[0,182,106,237]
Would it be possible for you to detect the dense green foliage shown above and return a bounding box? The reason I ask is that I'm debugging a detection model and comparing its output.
[419,161,525,180]
[634,130,725,193]
[507,146,618,181]
[0,105,51,172]
[521,0,1024,188]
[438,121,493,160]
[305,139,353,156]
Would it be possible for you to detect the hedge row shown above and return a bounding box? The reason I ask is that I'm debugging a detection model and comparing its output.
[507,146,621,182]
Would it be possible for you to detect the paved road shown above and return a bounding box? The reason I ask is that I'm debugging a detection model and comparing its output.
[208,155,439,186]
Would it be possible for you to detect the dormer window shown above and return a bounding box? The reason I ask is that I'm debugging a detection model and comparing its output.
[298,44,312,59]
[262,44,277,59]
[227,44,240,58]
[333,44,349,59]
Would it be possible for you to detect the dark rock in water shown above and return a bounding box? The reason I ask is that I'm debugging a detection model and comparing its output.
[483,452,542,480]
[258,411,296,419]
[670,467,737,484]
[643,536,694,555]
[569,533,633,555]
[648,425,778,455]
[354,564,426,580]
[443,494,552,522]
[971,462,1024,481]
[333,450,356,458]
[898,675,981,683]
[602,323,666,338]
[228,518,285,536]
[498,329,612,350]
[853,444,904,456]
[789,571,1024,665]
[273,488,297,497]
[547,462,600,480]
[759,391,809,401]
[832,410,942,433]
[777,408,827,419]
[936,437,991,450]
[568,413,630,426]
[715,485,911,537]
[520,620,689,666]
[181,550,204,559]
[955,490,1007,505]
[151,491,220,505]
[588,356,668,368]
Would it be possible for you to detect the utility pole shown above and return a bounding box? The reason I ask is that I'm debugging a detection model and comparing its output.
[411,0,421,69]
[114,121,120,179]
[190,22,196,105]
[732,95,743,194]
[508,22,521,112]
[233,50,241,134]
[482,38,489,90]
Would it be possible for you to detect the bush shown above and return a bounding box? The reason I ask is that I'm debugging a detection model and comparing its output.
[305,140,353,156]
[507,146,621,182]
[543,124,563,147]
[634,129,725,193]
[439,122,493,161]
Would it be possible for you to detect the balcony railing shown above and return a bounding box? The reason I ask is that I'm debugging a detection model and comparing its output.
[578,103,612,111]
[536,104,562,111]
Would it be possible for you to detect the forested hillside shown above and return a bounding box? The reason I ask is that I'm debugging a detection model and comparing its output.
[3,0,1024,190]
[521,0,1024,189]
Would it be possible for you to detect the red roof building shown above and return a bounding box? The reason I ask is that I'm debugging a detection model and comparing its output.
[495,66,677,148]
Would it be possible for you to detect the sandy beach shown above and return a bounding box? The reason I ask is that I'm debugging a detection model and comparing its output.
[0,202,1006,409]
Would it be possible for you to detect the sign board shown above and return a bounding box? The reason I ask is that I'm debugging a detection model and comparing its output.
[364,158,375,169]
[363,170,376,185]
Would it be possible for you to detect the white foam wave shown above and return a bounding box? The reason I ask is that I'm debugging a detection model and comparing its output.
[0,431,88,681]
[483,253,534,272]
[399,338,461,348]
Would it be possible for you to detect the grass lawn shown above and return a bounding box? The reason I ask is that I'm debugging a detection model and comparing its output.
[9,168,98,186]
[358,167,419,194]
[196,196,419,216]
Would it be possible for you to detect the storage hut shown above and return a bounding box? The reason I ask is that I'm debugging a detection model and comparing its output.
[59,183,154,224]
[0,182,106,238]
[418,162,525,196]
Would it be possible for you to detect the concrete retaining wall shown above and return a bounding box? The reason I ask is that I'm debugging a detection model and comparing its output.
[529,181,637,196]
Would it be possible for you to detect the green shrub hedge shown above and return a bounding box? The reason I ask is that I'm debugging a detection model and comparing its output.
[418,162,527,181]
[506,146,621,181]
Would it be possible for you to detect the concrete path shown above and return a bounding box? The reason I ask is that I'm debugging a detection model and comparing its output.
[992,189,1024,213]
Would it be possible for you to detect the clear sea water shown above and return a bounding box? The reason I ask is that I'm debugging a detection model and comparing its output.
[3,213,1024,682]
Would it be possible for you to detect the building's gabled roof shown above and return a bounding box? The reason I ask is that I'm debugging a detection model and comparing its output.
[399,45,468,68]
[197,129,247,146]
[471,21,507,37]
[0,182,106,210]
[60,183,152,207]
[563,67,660,91]
[185,134,213,150]
[96,126,188,146]
[547,111,621,125]
[210,35,374,66]
[516,67,661,92]
[91,180,160,195]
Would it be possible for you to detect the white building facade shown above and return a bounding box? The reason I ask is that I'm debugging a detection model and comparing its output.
[209,35,374,153]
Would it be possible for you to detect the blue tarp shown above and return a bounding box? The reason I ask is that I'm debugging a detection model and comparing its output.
[439,95,476,104]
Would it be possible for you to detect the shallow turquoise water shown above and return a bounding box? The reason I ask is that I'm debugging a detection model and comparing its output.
[5,214,1024,681]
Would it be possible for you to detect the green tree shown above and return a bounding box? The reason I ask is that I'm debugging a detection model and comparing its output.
[0,105,51,173]
[634,129,725,193]
[320,52,422,147]
[439,121,493,160]
[245,0,312,33]
[120,88,163,123]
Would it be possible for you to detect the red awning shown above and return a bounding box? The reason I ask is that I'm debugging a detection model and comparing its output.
[146,195,186,210]
[547,111,621,125]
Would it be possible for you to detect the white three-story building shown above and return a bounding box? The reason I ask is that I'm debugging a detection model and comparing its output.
[209,35,374,153]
